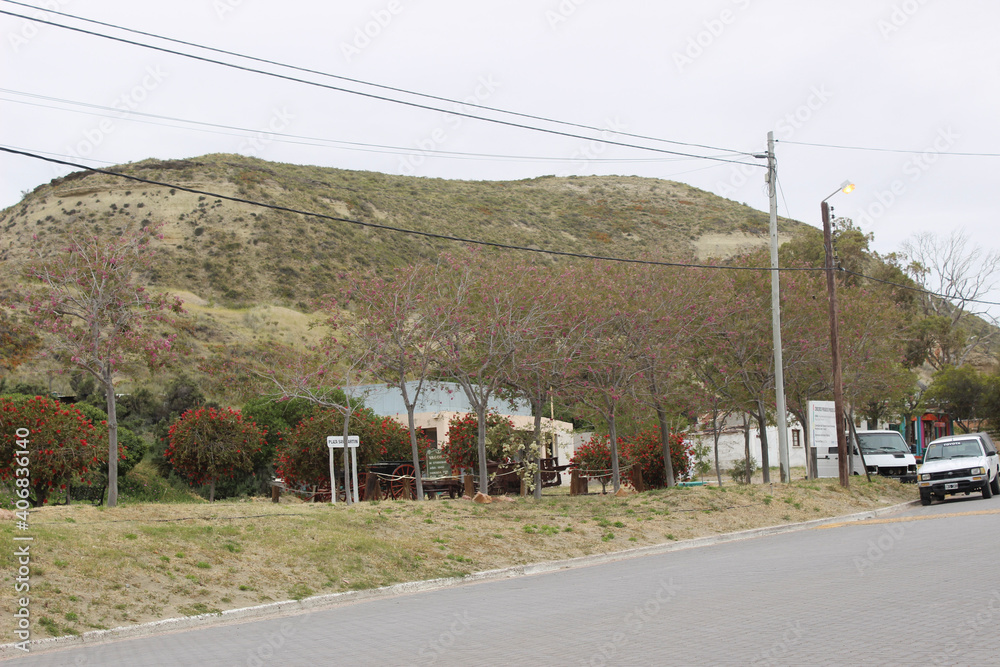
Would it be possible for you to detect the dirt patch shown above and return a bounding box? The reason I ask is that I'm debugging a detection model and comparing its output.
[692,232,795,260]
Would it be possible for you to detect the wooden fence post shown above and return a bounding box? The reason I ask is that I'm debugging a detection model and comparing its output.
[365,473,381,502]
[570,469,580,496]
[632,463,645,493]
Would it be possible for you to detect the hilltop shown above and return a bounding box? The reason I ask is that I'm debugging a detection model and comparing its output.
[1,154,806,310]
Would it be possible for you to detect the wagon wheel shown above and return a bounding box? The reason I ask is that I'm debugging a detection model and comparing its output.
[335,472,369,502]
[390,463,416,499]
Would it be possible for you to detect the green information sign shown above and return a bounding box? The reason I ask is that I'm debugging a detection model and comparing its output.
[425,449,451,479]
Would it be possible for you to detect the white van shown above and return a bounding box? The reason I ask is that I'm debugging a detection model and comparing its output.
[816,430,917,482]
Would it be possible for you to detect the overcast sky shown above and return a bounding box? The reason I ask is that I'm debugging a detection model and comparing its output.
[2,0,997,276]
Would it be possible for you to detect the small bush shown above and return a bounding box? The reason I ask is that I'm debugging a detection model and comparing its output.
[728,457,757,484]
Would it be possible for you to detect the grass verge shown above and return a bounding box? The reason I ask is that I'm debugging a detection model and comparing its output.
[0,476,914,638]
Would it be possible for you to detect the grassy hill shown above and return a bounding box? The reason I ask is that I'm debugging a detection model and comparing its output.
[0,154,821,394]
[1,153,806,310]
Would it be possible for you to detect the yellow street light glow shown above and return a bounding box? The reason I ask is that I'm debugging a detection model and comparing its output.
[824,180,856,202]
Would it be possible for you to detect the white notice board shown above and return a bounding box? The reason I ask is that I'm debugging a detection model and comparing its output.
[808,400,837,453]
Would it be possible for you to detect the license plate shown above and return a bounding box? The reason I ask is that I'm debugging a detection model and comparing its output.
[945,482,958,490]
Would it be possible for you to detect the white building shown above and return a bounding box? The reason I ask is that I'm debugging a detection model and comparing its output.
[361,382,575,459]
[689,413,809,473]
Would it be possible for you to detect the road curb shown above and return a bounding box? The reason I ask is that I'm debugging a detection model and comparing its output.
[0,499,918,659]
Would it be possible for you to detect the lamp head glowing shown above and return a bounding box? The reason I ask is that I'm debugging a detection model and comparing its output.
[840,181,855,194]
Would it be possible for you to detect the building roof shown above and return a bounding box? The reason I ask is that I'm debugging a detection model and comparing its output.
[359,381,533,417]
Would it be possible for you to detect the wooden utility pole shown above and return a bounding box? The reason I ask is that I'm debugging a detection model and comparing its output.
[822,197,850,488]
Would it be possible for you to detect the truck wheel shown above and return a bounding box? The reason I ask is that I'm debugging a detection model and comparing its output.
[991,471,1000,496]
[920,489,932,506]
[982,478,993,499]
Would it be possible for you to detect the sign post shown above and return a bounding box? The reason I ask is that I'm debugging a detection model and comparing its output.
[327,436,361,503]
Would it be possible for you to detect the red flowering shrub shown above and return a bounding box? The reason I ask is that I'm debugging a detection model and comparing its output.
[568,436,614,475]
[0,395,109,506]
[570,429,693,490]
[568,435,617,492]
[619,428,694,488]
[276,408,428,488]
[442,411,515,473]
[165,406,266,501]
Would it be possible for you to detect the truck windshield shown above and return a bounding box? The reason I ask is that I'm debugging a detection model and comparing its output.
[856,433,909,455]
[923,441,984,461]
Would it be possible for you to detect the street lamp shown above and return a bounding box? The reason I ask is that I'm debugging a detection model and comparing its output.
[822,180,854,488]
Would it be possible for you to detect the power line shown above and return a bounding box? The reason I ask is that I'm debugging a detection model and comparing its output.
[0,144,119,166]
[0,89,745,165]
[0,0,757,159]
[775,174,793,221]
[776,139,1000,158]
[0,6,762,168]
[0,145,809,273]
[5,145,999,308]
[841,269,1000,308]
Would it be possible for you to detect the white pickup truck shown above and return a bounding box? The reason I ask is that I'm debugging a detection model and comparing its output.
[917,432,1000,505]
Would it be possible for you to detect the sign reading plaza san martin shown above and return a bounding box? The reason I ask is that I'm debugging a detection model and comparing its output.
[327,436,359,448]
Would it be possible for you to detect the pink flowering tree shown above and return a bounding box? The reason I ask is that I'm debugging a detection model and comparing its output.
[18,223,184,507]
[628,262,710,488]
[500,260,588,499]
[432,251,561,499]
[563,262,653,494]
[340,264,443,501]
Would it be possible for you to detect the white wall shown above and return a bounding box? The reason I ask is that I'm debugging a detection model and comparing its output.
[388,411,574,451]
[691,424,808,473]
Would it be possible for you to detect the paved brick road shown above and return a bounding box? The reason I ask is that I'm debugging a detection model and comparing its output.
[7,497,1000,666]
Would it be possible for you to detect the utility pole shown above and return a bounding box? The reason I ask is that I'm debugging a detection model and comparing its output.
[820,183,854,488]
[766,132,791,484]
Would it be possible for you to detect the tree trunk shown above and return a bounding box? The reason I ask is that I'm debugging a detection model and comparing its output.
[756,399,770,483]
[712,408,722,486]
[407,404,425,501]
[656,405,676,488]
[209,477,216,503]
[477,404,489,496]
[743,413,752,484]
[532,402,543,500]
[609,410,621,493]
[104,366,119,508]
[342,412,352,505]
